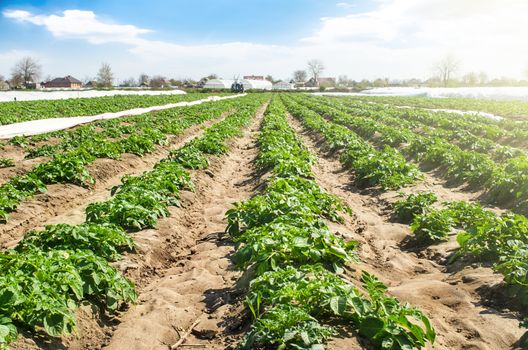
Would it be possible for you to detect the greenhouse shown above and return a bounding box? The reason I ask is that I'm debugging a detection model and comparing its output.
[241,79,272,90]
[202,79,235,89]
[273,81,295,90]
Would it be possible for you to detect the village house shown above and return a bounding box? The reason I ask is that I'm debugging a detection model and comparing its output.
[304,77,336,88]
[43,75,83,89]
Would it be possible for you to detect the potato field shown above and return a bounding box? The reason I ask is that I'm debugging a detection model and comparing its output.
[0,93,526,350]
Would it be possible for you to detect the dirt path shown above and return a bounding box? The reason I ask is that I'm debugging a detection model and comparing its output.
[92,103,266,350]
[287,114,525,350]
[0,111,232,249]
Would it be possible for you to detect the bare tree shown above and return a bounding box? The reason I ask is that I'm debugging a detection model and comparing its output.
[266,75,278,83]
[435,55,459,87]
[138,73,149,86]
[307,59,325,82]
[11,56,42,85]
[97,62,114,88]
[293,70,307,82]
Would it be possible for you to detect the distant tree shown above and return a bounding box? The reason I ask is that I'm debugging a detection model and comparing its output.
[337,75,349,86]
[373,78,388,88]
[462,72,479,86]
[435,55,459,87]
[138,73,149,86]
[170,79,183,86]
[206,74,218,80]
[97,62,114,87]
[11,56,42,86]
[478,71,488,85]
[0,75,8,90]
[307,59,325,82]
[149,75,167,88]
[121,77,137,87]
[9,74,24,89]
[293,70,307,82]
[43,75,53,83]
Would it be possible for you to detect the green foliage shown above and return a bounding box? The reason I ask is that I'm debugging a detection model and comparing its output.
[0,317,17,350]
[18,223,134,261]
[86,188,170,231]
[393,192,438,223]
[169,145,209,169]
[0,158,14,168]
[0,174,47,222]
[0,248,136,338]
[0,93,213,125]
[282,95,421,190]
[229,98,435,350]
[238,304,335,350]
[0,94,264,224]
[410,209,454,243]
[33,150,95,186]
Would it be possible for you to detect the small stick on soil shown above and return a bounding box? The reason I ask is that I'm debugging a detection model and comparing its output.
[170,314,204,350]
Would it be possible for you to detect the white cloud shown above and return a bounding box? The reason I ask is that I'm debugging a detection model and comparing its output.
[336,2,356,9]
[3,9,152,44]
[3,2,528,81]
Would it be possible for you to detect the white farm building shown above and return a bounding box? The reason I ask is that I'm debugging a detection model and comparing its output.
[273,81,295,90]
[203,79,235,89]
[240,79,272,90]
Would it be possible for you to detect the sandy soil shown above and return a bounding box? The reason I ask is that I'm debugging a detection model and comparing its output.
[287,114,526,350]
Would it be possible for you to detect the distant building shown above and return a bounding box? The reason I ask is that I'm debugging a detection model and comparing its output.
[243,75,265,81]
[273,81,295,90]
[203,79,235,89]
[43,75,82,89]
[304,77,336,88]
[241,79,272,90]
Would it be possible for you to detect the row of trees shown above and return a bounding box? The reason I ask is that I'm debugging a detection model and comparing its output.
[0,57,117,89]
[3,55,528,90]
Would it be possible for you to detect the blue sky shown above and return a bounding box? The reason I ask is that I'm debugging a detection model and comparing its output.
[1,0,526,82]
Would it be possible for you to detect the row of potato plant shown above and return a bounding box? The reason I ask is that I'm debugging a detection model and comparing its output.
[348,95,528,123]
[294,94,528,214]
[0,96,252,223]
[226,98,435,350]
[0,93,224,125]
[393,192,527,327]
[323,96,525,163]
[341,97,528,147]
[0,94,266,349]
[281,95,422,190]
